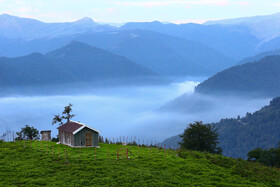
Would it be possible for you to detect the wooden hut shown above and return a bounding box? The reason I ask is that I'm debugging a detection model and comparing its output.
[57,121,100,147]
[41,130,51,141]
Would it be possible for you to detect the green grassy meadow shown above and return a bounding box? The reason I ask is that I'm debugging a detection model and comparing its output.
[1,141,280,186]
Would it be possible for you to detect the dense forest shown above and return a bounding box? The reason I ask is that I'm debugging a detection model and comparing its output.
[215,96,280,158]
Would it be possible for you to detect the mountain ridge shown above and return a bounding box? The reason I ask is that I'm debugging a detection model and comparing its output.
[0,41,169,96]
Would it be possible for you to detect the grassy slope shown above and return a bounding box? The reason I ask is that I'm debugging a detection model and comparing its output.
[1,141,280,186]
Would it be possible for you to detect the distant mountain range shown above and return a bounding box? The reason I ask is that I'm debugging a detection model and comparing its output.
[1,13,280,78]
[0,14,114,40]
[0,41,169,96]
[0,18,236,76]
[204,12,280,41]
[75,30,235,76]
[195,55,280,97]
[121,21,259,60]
[162,96,280,158]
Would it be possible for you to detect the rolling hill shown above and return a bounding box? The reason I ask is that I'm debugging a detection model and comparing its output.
[195,55,280,97]
[1,141,280,186]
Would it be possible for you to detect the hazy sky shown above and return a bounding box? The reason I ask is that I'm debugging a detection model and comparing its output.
[0,0,280,23]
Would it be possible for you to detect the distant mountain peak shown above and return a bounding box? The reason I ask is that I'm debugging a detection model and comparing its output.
[74,17,97,25]
[46,41,102,58]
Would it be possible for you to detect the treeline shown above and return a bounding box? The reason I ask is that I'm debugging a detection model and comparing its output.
[247,143,280,168]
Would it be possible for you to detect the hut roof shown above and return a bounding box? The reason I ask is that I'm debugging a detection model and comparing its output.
[57,121,100,134]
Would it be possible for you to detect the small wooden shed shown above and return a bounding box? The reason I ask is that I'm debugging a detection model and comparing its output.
[57,121,100,147]
[41,130,51,141]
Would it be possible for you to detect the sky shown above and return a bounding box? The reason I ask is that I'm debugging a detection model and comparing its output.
[0,0,280,24]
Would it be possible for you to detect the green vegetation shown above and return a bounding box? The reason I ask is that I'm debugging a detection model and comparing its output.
[15,125,39,140]
[214,96,280,158]
[247,143,280,168]
[1,141,280,186]
[180,121,222,154]
[52,103,75,126]
[162,96,280,159]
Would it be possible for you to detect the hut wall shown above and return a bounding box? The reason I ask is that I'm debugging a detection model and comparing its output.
[74,127,98,147]
[59,131,74,146]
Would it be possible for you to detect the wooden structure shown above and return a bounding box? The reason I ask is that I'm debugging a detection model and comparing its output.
[41,130,51,141]
[117,148,128,159]
[57,121,100,147]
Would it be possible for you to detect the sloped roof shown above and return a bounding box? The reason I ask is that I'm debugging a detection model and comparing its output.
[57,121,100,134]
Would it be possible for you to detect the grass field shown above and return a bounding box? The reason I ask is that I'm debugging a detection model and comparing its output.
[1,140,280,186]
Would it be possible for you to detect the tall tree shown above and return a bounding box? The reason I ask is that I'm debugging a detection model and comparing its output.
[62,103,75,122]
[52,103,75,126]
[180,121,222,154]
[16,125,39,140]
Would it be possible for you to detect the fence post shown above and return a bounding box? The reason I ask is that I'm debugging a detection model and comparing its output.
[169,145,170,155]
[126,148,128,160]
[65,149,67,164]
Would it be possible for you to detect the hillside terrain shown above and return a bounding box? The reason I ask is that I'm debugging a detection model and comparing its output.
[1,141,280,186]
[195,55,280,97]
[162,97,280,158]
[214,96,280,158]
[0,41,168,96]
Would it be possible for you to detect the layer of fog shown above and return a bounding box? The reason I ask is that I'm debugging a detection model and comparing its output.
[0,77,271,143]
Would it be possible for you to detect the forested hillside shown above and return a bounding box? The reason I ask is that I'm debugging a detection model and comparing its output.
[196,55,280,97]
[162,97,280,158]
[215,96,280,158]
